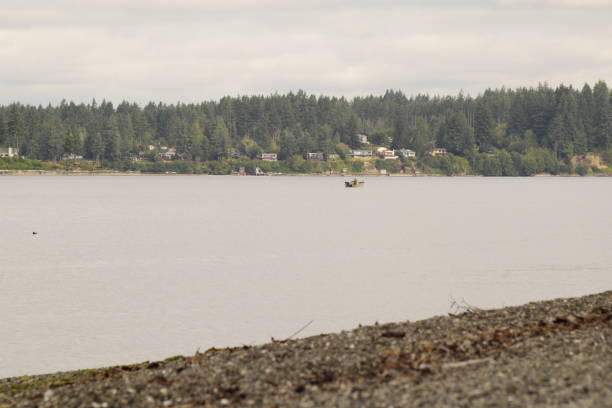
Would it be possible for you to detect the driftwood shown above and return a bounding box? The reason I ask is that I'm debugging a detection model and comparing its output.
[418,357,494,371]
[272,320,314,343]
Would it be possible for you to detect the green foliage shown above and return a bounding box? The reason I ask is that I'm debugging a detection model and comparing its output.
[375,159,401,173]
[601,149,612,165]
[334,142,351,158]
[423,154,471,176]
[0,157,46,170]
[441,112,475,156]
[474,100,496,149]
[350,160,365,173]
[1,81,611,177]
[575,165,589,176]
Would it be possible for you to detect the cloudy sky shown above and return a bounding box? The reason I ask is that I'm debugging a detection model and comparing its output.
[1,0,611,105]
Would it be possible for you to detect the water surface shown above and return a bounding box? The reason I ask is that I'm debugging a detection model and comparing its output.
[1,176,611,378]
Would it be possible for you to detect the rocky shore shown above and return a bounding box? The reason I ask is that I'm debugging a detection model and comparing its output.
[1,291,610,407]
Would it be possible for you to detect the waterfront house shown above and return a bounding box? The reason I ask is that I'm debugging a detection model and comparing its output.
[357,134,369,144]
[159,148,177,160]
[399,149,416,158]
[0,147,19,158]
[61,153,84,160]
[351,150,373,158]
[259,153,278,161]
[382,149,398,159]
[429,148,447,156]
[307,152,324,161]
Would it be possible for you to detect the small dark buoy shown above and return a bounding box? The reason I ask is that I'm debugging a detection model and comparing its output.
[32,232,38,235]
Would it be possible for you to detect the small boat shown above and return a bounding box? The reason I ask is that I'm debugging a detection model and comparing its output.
[344,178,365,188]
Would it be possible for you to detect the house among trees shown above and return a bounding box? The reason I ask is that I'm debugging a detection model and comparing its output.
[159,147,177,160]
[327,153,340,160]
[398,149,416,158]
[259,153,278,161]
[429,148,448,156]
[307,152,324,161]
[351,150,373,158]
[0,147,19,158]
[382,149,398,159]
[61,153,84,160]
[0,81,610,176]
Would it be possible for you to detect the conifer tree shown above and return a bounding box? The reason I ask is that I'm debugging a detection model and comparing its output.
[474,100,495,149]
[0,113,6,145]
[189,119,204,160]
[7,104,25,150]
[102,115,121,161]
[593,81,612,149]
[41,112,65,162]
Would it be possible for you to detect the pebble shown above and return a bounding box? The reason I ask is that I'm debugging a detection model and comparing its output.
[1,291,609,408]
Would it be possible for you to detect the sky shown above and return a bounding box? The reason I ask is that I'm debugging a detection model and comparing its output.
[1,0,611,105]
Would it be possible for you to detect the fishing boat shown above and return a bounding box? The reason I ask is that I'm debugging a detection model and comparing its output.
[344,178,365,188]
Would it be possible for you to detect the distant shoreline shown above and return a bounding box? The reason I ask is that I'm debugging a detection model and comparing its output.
[1,169,611,177]
[1,291,610,407]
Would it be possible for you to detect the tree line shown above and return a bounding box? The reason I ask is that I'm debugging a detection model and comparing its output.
[1,81,611,173]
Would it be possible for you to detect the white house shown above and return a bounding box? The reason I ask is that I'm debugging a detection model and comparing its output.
[306,152,324,161]
[259,153,278,161]
[382,149,398,159]
[61,153,84,160]
[159,147,177,160]
[0,147,19,158]
[429,148,448,156]
[399,149,416,158]
[351,150,373,158]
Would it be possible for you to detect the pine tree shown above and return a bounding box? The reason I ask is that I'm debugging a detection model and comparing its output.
[63,127,85,156]
[444,111,474,156]
[41,112,65,162]
[546,114,568,158]
[210,116,230,159]
[593,81,612,149]
[279,128,298,159]
[86,131,105,164]
[102,115,121,161]
[408,117,432,155]
[189,119,204,160]
[7,104,25,150]
[0,113,6,145]
[474,100,495,149]
[118,114,135,157]
[344,114,360,148]
[578,83,595,149]
[508,96,528,138]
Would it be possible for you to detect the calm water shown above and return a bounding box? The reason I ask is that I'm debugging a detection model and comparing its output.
[1,176,611,378]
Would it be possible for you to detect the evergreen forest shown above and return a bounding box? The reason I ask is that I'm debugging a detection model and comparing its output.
[1,81,611,175]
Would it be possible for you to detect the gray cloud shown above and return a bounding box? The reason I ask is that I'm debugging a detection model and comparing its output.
[1,0,611,105]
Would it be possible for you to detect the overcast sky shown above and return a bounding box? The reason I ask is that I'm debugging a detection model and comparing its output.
[1,0,611,105]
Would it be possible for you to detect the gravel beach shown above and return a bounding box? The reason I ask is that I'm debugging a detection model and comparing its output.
[1,291,610,407]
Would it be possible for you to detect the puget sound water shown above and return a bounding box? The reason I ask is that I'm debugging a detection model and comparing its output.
[1,175,611,378]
